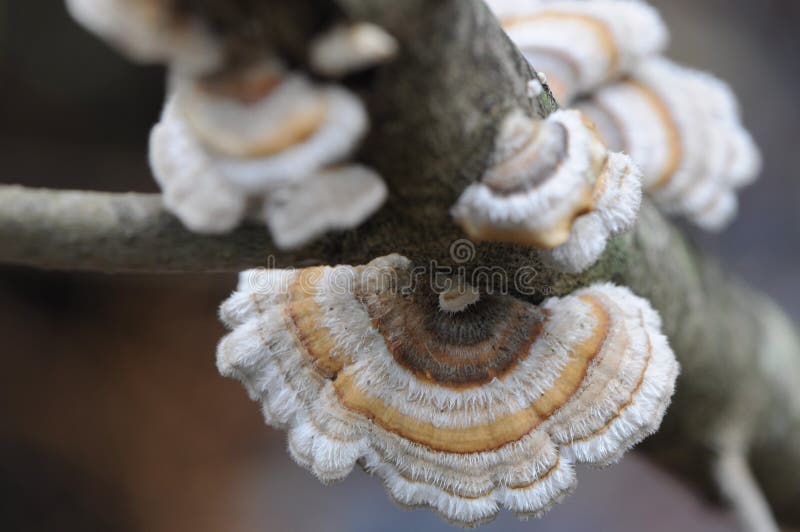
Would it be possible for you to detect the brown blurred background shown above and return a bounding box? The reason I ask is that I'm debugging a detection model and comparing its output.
[0,1,797,531]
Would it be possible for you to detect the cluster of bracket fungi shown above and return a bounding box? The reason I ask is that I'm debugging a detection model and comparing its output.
[67,0,763,526]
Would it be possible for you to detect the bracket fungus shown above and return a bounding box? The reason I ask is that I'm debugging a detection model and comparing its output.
[577,58,761,230]
[68,0,389,246]
[217,255,679,526]
[310,23,399,77]
[451,109,642,273]
[66,0,221,75]
[149,59,387,244]
[489,0,761,232]
[487,0,668,103]
[263,166,388,250]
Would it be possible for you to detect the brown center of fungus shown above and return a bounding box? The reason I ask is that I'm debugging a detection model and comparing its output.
[356,282,546,388]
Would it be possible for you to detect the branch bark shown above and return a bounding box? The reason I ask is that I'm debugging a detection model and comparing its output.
[2,0,799,528]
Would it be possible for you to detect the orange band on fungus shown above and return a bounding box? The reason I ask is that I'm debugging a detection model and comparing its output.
[286,267,351,378]
[332,296,609,454]
[501,12,620,75]
[626,80,683,189]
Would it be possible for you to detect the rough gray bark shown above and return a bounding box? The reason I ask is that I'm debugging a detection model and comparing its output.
[1,0,799,528]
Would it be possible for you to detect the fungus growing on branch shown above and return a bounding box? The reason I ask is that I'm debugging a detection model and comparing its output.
[487,0,668,102]
[451,109,642,272]
[488,0,761,231]
[577,58,761,230]
[217,254,679,526]
[149,59,386,244]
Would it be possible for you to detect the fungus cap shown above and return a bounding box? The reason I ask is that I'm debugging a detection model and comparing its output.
[452,109,642,271]
[577,57,761,230]
[218,255,679,526]
[149,95,247,234]
[149,63,384,238]
[172,62,369,193]
[264,165,388,250]
[488,0,668,103]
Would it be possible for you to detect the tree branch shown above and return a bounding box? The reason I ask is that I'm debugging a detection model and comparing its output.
[2,0,800,529]
[714,448,780,532]
[0,185,330,272]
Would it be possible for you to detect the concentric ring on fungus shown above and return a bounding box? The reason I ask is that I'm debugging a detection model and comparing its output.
[488,0,668,103]
[451,109,642,273]
[576,57,761,231]
[217,254,679,526]
[148,58,386,242]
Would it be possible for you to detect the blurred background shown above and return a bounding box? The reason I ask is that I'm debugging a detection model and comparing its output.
[0,1,797,531]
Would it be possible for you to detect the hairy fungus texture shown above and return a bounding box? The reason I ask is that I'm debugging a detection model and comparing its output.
[542,152,642,272]
[451,109,642,272]
[149,95,247,233]
[69,1,388,245]
[148,59,385,244]
[66,0,221,74]
[577,58,761,230]
[217,255,679,526]
[487,0,667,103]
[489,0,761,231]
[171,62,369,192]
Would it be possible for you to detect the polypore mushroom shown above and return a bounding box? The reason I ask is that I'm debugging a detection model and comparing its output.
[263,165,388,250]
[65,0,221,74]
[489,0,760,230]
[576,57,761,230]
[217,254,679,526]
[542,152,642,272]
[451,108,642,272]
[486,0,668,103]
[148,59,386,243]
[171,60,368,191]
[310,23,399,77]
[149,95,247,233]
